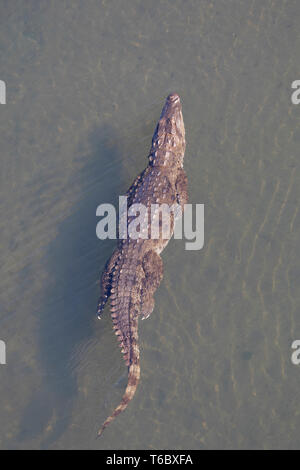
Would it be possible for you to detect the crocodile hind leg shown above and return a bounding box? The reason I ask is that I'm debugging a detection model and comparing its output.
[140,250,163,320]
[97,248,120,319]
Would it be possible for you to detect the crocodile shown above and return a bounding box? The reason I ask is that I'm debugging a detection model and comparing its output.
[96,93,188,437]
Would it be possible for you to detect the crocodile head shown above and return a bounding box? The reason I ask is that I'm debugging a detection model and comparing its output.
[149,93,186,168]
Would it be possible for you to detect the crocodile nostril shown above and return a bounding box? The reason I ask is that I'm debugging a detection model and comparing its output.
[167,92,180,103]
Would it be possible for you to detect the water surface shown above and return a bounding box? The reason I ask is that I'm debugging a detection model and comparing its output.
[0,0,300,449]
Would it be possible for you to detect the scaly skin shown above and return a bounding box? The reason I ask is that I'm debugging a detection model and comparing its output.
[97,93,188,437]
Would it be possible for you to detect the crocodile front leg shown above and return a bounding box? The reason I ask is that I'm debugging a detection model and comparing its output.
[140,250,163,320]
[126,168,148,206]
[97,248,120,318]
[175,167,188,209]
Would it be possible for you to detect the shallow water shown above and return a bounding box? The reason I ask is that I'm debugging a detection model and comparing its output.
[0,0,300,449]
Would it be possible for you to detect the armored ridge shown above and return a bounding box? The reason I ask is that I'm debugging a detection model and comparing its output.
[97,93,188,437]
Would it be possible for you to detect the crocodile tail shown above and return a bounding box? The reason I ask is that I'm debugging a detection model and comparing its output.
[97,319,140,437]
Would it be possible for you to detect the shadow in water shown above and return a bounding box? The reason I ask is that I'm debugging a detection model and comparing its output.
[17,124,123,448]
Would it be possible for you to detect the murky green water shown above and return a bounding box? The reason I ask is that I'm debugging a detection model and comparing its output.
[0,0,300,449]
